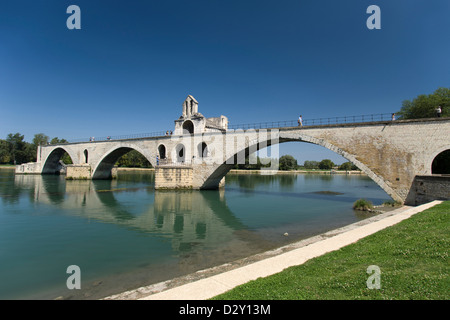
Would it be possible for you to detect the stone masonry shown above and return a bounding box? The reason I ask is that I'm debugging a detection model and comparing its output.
[15,95,450,205]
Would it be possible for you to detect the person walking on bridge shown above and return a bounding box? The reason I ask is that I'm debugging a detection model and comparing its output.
[436,106,442,118]
[298,115,303,126]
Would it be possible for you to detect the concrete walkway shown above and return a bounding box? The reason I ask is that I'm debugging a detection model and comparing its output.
[105,201,442,300]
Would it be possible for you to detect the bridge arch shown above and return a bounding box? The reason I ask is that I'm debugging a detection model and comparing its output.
[430,146,450,174]
[42,147,76,174]
[198,142,208,158]
[158,144,167,159]
[182,120,194,134]
[92,144,154,179]
[175,144,186,163]
[202,131,401,202]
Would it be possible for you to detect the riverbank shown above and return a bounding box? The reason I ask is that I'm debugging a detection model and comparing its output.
[213,200,449,300]
[105,201,445,300]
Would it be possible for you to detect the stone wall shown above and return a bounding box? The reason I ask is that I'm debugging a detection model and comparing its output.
[279,118,450,204]
[15,162,42,174]
[155,166,193,189]
[66,164,92,180]
[409,175,450,205]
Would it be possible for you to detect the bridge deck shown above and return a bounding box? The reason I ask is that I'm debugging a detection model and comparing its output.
[51,116,448,146]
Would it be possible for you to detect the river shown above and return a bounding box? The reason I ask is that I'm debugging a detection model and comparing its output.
[0,168,391,299]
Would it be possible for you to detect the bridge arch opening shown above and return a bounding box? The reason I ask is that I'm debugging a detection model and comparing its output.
[432,149,450,174]
[182,120,194,134]
[198,142,208,158]
[42,148,74,174]
[93,147,152,179]
[202,135,400,202]
[158,144,167,159]
[176,144,186,163]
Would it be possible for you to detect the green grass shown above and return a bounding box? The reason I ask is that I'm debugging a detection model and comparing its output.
[213,201,449,300]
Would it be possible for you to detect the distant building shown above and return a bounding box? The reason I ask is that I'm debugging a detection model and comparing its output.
[174,95,228,135]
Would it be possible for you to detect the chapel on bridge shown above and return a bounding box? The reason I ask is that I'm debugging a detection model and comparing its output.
[173,95,228,135]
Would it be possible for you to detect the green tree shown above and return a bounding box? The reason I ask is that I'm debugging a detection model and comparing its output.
[50,137,68,145]
[397,87,449,119]
[116,150,152,168]
[24,133,50,163]
[338,161,359,171]
[25,143,37,162]
[0,139,11,164]
[303,160,319,169]
[233,155,272,170]
[319,159,334,170]
[338,162,352,171]
[32,133,49,147]
[279,155,297,171]
[6,133,28,164]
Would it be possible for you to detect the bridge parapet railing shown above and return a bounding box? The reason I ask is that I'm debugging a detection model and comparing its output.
[65,131,168,144]
[55,113,395,145]
[227,113,394,130]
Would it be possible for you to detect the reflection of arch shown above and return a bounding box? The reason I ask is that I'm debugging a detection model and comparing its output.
[42,147,75,174]
[92,146,153,179]
[182,120,194,134]
[198,142,208,158]
[176,144,185,163]
[432,149,450,174]
[91,180,135,220]
[41,175,66,204]
[158,144,166,159]
[84,149,88,163]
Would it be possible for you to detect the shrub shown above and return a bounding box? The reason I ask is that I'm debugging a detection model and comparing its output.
[383,200,402,207]
[353,198,374,211]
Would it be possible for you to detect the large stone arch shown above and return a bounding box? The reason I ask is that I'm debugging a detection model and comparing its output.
[92,144,154,179]
[41,147,76,174]
[201,132,402,202]
[427,144,450,174]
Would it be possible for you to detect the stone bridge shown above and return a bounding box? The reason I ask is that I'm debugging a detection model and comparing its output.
[16,95,450,205]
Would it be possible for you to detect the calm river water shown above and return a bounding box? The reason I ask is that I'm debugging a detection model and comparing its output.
[0,168,391,299]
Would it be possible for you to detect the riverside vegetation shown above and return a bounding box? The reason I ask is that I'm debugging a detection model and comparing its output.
[213,201,449,300]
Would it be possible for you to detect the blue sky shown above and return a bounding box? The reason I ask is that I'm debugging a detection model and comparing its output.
[1,0,449,164]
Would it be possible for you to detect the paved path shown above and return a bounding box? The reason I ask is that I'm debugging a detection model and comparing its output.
[104,201,442,300]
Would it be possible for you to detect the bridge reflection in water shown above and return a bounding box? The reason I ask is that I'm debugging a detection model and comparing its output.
[8,171,384,299]
[14,173,272,250]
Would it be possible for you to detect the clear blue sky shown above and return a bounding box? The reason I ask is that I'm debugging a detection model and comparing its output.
[1,0,449,164]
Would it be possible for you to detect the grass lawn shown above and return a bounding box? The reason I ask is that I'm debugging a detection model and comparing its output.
[213,201,449,300]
